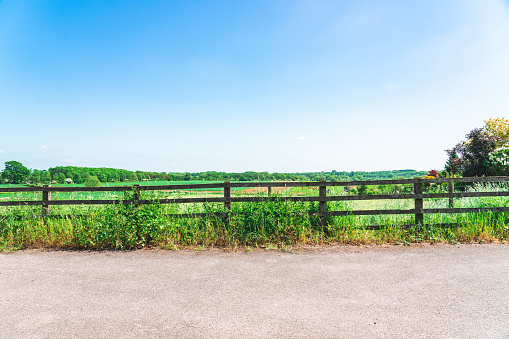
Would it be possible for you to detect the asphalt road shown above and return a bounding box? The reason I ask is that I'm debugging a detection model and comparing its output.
[1,244,508,338]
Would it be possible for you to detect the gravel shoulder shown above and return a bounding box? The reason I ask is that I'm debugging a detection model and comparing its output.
[1,244,509,338]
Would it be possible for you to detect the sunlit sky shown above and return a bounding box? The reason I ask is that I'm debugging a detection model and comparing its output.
[1,0,509,173]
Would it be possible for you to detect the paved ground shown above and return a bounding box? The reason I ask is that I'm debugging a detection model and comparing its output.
[1,244,508,338]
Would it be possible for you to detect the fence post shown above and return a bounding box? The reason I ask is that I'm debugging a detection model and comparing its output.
[133,184,141,206]
[42,185,51,216]
[448,179,454,208]
[319,180,328,231]
[267,185,272,196]
[414,180,423,225]
[224,181,231,225]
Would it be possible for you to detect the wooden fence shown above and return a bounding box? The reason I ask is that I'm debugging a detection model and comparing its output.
[2,177,509,229]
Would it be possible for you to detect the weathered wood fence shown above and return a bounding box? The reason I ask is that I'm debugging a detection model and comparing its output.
[2,177,509,229]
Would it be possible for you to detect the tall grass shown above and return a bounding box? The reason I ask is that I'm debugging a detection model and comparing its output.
[0,184,508,251]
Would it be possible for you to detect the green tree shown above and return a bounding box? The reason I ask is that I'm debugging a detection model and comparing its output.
[485,147,509,176]
[29,169,43,184]
[55,172,66,184]
[2,161,30,184]
[41,171,51,184]
[74,172,83,184]
[98,172,107,182]
[84,176,102,187]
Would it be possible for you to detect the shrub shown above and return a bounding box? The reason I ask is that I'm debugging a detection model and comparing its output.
[486,147,509,176]
[84,176,102,187]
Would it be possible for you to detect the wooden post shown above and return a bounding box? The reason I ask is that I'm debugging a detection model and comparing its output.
[448,180,454,208]
[267,185,272,196]
[133,184,141,206]
[224,181,231,210]
[319,180,328,230]
[224,181,231,226]
[42,185,51,216]
[414,180,424,225]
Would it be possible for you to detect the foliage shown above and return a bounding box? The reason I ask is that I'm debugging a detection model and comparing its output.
[445,118,509,177]
[0,182,508,251]
[485,147,509,176]
[484,117,509,146]
[445,128,500,177]
[1,161,30,184]
[2,163,429,186]
[444,150,462,175]
[84,176,102,187]
[427,170,439,178]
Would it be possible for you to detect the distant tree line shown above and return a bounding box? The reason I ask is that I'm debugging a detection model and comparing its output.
[0,163,427,185]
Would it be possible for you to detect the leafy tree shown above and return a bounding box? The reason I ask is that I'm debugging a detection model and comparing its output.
[84,176,102,187]
[109,172,119,182]
[41,171,51,184]
[55,172,66,184]
[73,172,83,184]
[444,150,462,175]
[29,169,43,184]
[445,127,500,177]
[29,173,41,184]
[485,147,509,176]
[484,117,509,146]
[2,161,30,184]
[98,173,107,182]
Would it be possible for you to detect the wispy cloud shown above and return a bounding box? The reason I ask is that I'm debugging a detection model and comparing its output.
[0,150,3,154]
[41,145,47,149]
[297,136,309,141]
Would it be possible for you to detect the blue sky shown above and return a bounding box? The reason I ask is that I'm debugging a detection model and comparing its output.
[1,0,509,172]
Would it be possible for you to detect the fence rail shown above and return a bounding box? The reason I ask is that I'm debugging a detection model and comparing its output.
[2,177,509,229]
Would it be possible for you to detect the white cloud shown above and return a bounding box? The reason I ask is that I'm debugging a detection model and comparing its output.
[297,136,309,141]
[0,150,3,154]
[41,145,47,149]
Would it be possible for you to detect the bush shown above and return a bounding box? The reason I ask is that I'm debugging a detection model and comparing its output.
[84,176,102,187]
[486,147,509,176]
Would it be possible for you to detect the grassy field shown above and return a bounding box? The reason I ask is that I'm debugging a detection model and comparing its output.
[0,182,508,251]
[0,180,249,201]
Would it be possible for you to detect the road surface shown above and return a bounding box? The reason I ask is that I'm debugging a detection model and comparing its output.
[1,244,508,338]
